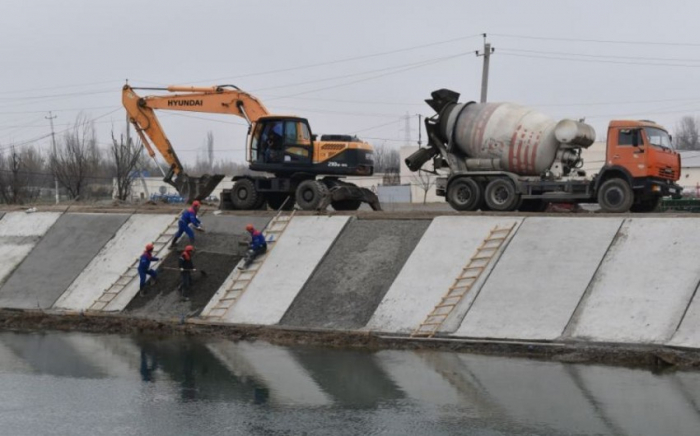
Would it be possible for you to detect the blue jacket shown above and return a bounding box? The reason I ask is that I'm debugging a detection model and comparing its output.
[138,251,159,272]
[180,207,201,228]
[250,231,267,250]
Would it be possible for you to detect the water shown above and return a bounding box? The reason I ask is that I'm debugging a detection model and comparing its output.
[0,331,698,436]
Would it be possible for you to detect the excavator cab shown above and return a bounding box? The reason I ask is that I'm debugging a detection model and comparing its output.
[249,117,314,172]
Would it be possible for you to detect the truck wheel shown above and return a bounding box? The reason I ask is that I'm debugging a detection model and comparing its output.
[598,178,634,213]
[484,178,520,211]
[230,179,260,210]
[630,196,661,213]
[331,199,362,211]
[267,193,295,211]
[447,178,482,211]
[295,180,329,210]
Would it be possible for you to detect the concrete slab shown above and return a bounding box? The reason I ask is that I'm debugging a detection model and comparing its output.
[670,295,700,348]
[366,216,522,334]
[0,213,128,309]
[280,219,429,329]
[456,217,622,340]
[567,218,700,344]
[0,212,61,287]
[571,364,700,436]
[205,216,349,325]
[53,214,175,311]
[206,340,331,406]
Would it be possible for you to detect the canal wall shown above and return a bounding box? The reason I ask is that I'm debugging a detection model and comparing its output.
[0,210,699,350]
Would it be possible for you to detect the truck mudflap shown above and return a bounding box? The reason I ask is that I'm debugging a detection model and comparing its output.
[320,179,382,211]
[167,172,225,203]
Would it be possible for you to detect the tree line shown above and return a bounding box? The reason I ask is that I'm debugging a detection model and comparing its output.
[0,115,403,205]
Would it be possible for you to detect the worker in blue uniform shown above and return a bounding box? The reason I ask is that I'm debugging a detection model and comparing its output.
[179,245,196,301]
[240,224,268,269]
[138,243,160,295]
[171,200,204,248]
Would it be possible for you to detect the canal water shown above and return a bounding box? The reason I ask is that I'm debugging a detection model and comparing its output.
[0,331,698,436]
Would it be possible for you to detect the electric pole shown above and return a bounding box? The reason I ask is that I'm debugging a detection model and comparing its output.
[476,34,495,103]
[417,114,422,147]
[46,111,59,204]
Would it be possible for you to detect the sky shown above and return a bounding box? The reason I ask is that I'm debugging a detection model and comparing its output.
[2,0,700,165]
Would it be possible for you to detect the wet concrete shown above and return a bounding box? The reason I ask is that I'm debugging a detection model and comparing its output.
[0,213,128,309]
[177,215,270,256]
[281,219,429,329]
[125,250,239,319]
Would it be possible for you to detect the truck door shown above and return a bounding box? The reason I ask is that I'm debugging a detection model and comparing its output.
[608,127,647,178]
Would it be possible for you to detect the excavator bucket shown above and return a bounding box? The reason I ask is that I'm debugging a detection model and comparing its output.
[322,180,382,211]
[168,173,225,203]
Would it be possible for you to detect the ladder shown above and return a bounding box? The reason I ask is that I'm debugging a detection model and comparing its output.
[203,209,296,320]
[411,222,517,338]
[88,217,179,311]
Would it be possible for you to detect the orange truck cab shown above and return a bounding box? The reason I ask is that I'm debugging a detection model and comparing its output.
[595,120,682,212]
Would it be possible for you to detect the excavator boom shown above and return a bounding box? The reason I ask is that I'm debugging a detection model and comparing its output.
[121,84,269,202]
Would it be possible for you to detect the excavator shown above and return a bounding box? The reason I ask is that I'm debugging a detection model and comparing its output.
[122,84,381,211]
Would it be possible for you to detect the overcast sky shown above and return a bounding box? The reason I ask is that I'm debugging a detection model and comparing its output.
[2,0,700,165]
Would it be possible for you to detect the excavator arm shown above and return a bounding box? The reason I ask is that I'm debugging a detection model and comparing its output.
[121,84,270,202]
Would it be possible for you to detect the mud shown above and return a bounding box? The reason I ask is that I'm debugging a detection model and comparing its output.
[281,219,429,329]
[1,310,699,371]
[125,251,239,319]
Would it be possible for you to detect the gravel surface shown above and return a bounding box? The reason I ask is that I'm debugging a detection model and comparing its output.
[126,251,239,319]
[281,219,430,329]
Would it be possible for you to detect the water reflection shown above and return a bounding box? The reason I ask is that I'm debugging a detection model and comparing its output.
[0,331,699,436]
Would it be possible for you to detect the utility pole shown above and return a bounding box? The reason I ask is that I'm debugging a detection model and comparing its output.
[417,114,422,147]
[476,33,495,103]
[46,111,59,204]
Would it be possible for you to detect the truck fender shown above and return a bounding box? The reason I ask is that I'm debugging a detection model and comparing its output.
[595,166,633,191]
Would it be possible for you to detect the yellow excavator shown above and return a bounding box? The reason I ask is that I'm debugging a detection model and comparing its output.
[122,84,381,211]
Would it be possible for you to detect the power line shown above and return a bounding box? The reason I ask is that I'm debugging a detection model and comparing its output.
[250,50,477,93]
[269,52,469,100]
[0,80,123,96]
[498,52,700,68]
[500,47,700,64]
[183,34,481,84]
[492,33,700,47]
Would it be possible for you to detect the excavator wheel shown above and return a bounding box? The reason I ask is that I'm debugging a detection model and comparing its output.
[230,178,261,210]
[331,199,362,211]
[267,193,295,211]
[295,180,329,210]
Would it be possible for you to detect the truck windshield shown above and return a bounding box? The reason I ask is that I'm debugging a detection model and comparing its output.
[644,127,673,150]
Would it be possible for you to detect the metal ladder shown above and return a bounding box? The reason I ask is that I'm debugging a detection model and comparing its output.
[88,217,179,311]
[411,222,517,338]
[203,209,296,320]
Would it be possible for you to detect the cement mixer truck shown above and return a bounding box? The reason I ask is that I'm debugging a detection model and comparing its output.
[406,89,682,213]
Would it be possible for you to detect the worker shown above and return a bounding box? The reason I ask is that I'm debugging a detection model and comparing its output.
[240,224,267,269]
[179,245,195,301]
[171,200,204,248]
[138,243,160,295]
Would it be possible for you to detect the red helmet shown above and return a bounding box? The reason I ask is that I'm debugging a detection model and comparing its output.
[192,200,201,209]
[145,243,154,252]
[245,224,255,232]
[184,245,194,252]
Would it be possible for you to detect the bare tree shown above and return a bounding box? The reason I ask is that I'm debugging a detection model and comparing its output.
[411,170,436,204]
[0,146,42,204]
[50,115,100,200]
[373,142,400,174]
[206,131,214,168]
[110,132,143,201]
[675,116,700,150]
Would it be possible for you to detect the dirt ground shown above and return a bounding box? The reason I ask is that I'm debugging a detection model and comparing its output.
[125,251,240,319]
